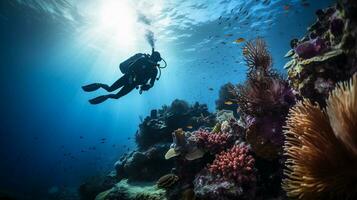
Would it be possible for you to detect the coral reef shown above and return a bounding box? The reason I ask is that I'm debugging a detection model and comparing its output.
[193,144,256,200]
[190,129,234,154]
[208,144,256,185]
[79,173,118,200]
[282,74,357,199]
[164,129,205,161]
[95,179,166,200]
[228,39,295,161]
[135,99,215,150]
[84,3,357,200]
[284,1,357,105]
[115,144,174,182]
[157,174,179,189]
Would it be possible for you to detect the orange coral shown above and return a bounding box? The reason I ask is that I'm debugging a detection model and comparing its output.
[282,74,357,200]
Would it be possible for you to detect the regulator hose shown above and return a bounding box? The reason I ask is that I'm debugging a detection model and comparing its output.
[156,58,167,80]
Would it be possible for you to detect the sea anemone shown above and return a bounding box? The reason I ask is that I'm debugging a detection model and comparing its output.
[243,38,272,72]
[282,74,357,199]
[326,74,357,155]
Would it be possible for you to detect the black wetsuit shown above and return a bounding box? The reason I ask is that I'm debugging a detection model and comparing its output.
[109,57,158,99]
[83,57,158,104]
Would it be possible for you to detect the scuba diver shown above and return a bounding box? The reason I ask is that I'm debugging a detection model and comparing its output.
[82,49,167,104]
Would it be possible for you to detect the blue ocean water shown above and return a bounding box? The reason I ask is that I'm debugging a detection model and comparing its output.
[0,0,335,198]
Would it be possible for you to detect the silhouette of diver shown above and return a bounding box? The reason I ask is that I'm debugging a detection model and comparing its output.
[82,49,165,104]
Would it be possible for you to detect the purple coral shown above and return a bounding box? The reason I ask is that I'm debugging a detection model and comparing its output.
[247,116,285,147]
[294,37,327,59]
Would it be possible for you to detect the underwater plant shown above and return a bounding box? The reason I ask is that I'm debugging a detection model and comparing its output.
[282,74,357,199]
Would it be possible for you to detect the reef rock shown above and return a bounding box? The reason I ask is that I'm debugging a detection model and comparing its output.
[135,99,215,150]
[79,173,118,200]
[95,179,166,200]
[115,144,174,182]
[284,2,357,105]
[215,83,239,116]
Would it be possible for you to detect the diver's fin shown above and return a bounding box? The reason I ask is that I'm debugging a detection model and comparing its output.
[89,95,109,105]
[82,83,102,92]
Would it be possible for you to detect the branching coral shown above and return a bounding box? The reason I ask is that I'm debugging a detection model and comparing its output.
[208,144,256,185]
[193,144,256,200]
[243,38,272,72]
[191,129,234,154]
[282,74,357,200]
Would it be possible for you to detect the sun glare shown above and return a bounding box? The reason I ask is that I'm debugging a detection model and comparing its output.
[83,0,138,52]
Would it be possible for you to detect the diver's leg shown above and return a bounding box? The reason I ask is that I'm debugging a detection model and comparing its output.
[88,84,136,105]
[108,84,136,100]
[82,75,129,92]
[102,75,129,92]
[82,83,107,92]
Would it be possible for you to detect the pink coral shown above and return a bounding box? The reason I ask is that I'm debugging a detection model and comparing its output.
[208,144,256,185]
[192,129,233,154]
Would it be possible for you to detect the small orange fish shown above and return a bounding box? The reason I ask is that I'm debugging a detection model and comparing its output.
[234,38,245,43]
[224,101,233,105]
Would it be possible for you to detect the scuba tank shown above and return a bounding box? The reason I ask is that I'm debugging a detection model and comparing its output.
[119,53,148,74]
[119,49,167,80]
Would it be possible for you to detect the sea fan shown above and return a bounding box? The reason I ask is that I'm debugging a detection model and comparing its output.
[282,74,357,200]
[243,38,272,72]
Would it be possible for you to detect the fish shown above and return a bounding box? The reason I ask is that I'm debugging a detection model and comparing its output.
[234,38,245,43]
[225,34,233,37]
[208,87,214,91]
[80,136,84,139]
[283,5,290,10]
[186,125,193,129]
[224,101,234,105]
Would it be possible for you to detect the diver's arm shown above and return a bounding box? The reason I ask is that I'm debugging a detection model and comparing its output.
[140,68,158,92]
[148,68,158,87]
